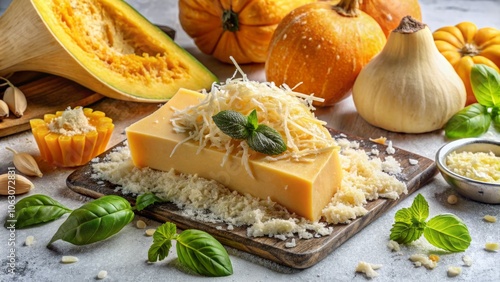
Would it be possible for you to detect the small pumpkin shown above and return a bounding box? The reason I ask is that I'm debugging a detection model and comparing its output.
[326,0,423,37]
[178,0,316,64]
[433,22,500,105]
[352,16,466,134]
[358,0,422,37]
[265,0,386,106]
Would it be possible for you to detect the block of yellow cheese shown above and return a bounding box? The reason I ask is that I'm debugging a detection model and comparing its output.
[126,88,342,221]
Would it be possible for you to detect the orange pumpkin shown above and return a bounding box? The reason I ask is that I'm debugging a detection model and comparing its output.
[178,0,315,64]
[358,0,422,37]
[433,22,500,105]
[265,0,386,106]
[326,0,422,37]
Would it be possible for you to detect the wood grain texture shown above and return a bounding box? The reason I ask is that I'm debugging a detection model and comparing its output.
[0,74,103,137]
[66,128,437,269]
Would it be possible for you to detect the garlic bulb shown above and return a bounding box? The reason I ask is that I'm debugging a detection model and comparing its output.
[352,16,466,133]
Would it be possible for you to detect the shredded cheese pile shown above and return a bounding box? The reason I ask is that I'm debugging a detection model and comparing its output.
[170,64,337,176]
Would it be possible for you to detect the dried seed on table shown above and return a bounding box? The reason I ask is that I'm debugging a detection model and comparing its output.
[145,229,156,236]
[97,270,108,279]
[136,220,147,229]
[61,256,79,263]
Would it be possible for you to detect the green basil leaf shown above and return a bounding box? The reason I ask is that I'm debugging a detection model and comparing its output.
[445,103,491,139]
[390,221,424,244]
[4,194,72,229]
[492,107,500,130]
[148,222,177,262]
[176,229,233,277]
[135,192,165,211]
[423,214,471,252]
[247,124,287,155]
[247,109,259,130]
[394,207,413,224]
[409,194,429,222]
[471,64,500,107]
[212,110,250,139]
[48,195,134,246]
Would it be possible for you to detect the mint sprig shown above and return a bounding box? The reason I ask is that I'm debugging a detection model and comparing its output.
[445,64,500,138]
[212,109,287,155]
[390,194,471,252]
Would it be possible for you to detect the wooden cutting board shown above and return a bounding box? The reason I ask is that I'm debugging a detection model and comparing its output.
[0,73,104,137]
[66,128,437,269]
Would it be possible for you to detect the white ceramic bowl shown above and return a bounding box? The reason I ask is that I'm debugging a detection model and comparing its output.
[436,138,500,204]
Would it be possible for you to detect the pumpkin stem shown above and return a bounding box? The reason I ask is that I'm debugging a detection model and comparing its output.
[460,43,480,57]
[394,16,426,34]
[332,0,360,17]
[222,10,239,32]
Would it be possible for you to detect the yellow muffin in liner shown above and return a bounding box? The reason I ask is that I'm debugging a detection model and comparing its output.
[30,107,114,167]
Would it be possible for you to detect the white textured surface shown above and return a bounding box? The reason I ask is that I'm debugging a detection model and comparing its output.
[1,1,500,281]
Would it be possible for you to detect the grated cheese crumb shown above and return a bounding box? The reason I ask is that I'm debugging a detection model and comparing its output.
[387,240,400,252]
[369,136,387,145]
[447,266,462,277]
[355,261,382,278]
[285,238,296,248]
[409,254,437,269]
[386,141,396,155]
[462,255,473,267]
[25,235,35,246]
[49,107,96,136]
[409,158,418,165]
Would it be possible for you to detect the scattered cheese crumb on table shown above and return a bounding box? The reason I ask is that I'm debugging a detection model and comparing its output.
[285,238,296,248]
[409,254,437,269]
[355,261,382,278]
[25,235,35,246]
[447,266,462,277]
[387,240,400,252]
[462,255,473,267]
[386,141,396,155]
